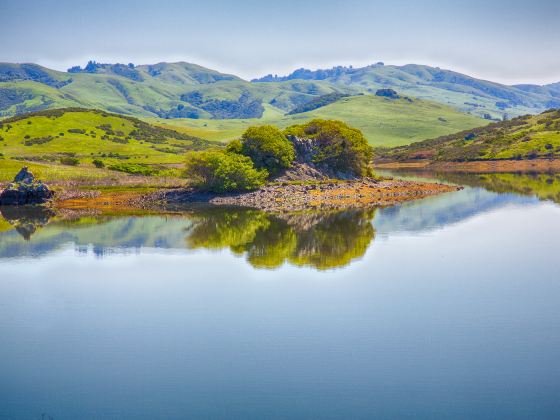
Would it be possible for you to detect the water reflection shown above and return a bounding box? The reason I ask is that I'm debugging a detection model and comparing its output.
[0,205,54,240]
[186,208,376,269]
[0,170,558,269]
[381,169,560,204]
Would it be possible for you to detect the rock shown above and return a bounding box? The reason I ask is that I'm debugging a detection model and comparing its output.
[13,166,35,183]
[0,167,54,205]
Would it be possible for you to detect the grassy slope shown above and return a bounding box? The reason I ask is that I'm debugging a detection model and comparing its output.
[154,95,485,147]
[0,109,215,182]
[0,63,347,118]
[3,62,558,123]
[377,109,560,161]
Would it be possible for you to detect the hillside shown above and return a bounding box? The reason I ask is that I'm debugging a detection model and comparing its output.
[0,62,347,119]
[254,63,560,119]
[376,109,560,162]
[1,61,559,123]
[155,95,485,147]
[0,108,216,182]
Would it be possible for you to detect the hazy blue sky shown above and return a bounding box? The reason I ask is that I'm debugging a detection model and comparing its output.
[1,0,559,84]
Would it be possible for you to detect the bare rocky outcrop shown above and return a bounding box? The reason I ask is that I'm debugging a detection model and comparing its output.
[0,167,54,205]
[274,136,359,182]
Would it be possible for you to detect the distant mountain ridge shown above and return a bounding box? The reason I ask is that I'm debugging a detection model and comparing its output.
[0,61,558,121]
[254,63,560,116]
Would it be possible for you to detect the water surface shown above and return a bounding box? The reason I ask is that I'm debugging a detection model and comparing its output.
[1,172,559,419]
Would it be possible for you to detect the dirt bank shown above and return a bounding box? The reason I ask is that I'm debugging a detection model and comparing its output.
[375,159,560,173]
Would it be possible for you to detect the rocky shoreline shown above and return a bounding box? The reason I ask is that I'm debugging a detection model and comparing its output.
[151,178,460,212]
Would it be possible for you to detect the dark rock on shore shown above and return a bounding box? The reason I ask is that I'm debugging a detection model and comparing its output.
[0,167,54,205]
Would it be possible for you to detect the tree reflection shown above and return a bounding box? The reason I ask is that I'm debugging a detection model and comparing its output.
[185,207,376,270]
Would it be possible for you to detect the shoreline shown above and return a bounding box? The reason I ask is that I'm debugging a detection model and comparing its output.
[375,158,560,173]
[53,178,460,213]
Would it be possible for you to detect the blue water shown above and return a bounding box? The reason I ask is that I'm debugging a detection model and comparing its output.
[0,173,559,419]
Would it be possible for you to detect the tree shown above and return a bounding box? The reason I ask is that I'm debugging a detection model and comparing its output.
[238,125,295,176]
[184,151,268,193]
[284,119,373,177]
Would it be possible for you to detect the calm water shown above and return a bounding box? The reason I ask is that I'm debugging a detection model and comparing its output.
[1,172,559,419]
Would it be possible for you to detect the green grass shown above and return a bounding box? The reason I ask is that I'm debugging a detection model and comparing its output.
[0,108,216,183]
[377,109,560,162]
[153,95,485,147]
[3,62,556,124]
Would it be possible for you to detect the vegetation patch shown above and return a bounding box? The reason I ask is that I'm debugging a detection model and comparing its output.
[377,109,560,162]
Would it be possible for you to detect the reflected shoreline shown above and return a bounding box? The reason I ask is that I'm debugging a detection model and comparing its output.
[1,170,559,269]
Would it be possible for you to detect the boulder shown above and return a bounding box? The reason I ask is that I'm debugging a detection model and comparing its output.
[0,167,54,205]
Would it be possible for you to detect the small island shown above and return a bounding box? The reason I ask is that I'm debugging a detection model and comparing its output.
[0,111,459,212]
[53,119,457,212]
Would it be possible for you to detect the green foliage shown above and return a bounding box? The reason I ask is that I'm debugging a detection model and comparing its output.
[225,139,242,154]
[378,109,560,162]
[0,108,219,182]
[238,125,295,176]
[184,150,268,192]
[287,93,351,115]
[285,119,373,176]
[108,163,158,176]
[92,159,104,168]
[60,156,79,166]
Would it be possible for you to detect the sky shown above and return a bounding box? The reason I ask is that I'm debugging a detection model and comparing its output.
[1,0,559,85]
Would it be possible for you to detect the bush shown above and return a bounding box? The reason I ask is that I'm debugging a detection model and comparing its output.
[60,156,80,166]
[92,159,105,168]
[238,125,295,176]
[225,139,243,154]
[108,163,157,176]
[284,119,373,177]
[184,151,268,193]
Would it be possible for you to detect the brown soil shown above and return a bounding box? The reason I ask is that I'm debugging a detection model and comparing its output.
[375,159,560,173]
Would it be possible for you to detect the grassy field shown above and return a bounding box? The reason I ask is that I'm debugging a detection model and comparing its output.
[0,108,216,183]
[153,95,485,147]
[377,109,560,162]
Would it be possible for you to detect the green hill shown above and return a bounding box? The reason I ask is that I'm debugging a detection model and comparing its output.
[254,63,560,119]
[0,108,215,182]
[376,109,560,162]
[2,61,559,123]
[155,95,485,147]
[0,62,346,119]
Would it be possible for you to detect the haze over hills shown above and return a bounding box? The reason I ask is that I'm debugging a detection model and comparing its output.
[1,61,559,124]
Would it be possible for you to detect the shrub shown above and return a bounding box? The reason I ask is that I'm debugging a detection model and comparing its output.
[225,139,243,154]
[284,119,373,177]
[60,156,80,166]
[184,151,268,193]
[238,125,295,176]
[108,163,157,176]
[92,159,105,168]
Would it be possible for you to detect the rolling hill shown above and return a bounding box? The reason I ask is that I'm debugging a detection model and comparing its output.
[254,63,560,119]
[376,109,560,162]
[0,108,216,182]
[1,61,559,123]
[0,62,346,119]
[158,94,485,147]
